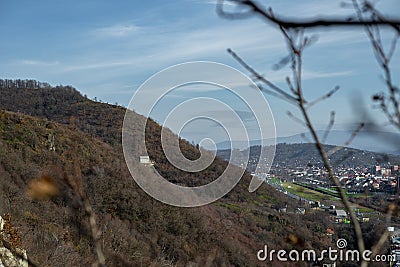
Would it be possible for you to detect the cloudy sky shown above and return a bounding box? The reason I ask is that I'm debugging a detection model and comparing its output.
[1,0,399,144]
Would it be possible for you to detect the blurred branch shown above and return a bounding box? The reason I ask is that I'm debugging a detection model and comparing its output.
[217,0,400,29]
[285,76,296,94]
[225,8,367,263]
[286,111,306,127]
[322,111,335,144]
[84,199,106,267]
[300,133,311,143]
[352,0,400,131]
[255,83,298,104]
[326,123,364,157]
[353,0,400,258]
[65,162,106,267]
[387,34,399,61]
[227,48,300,104]
[307,86,340,109]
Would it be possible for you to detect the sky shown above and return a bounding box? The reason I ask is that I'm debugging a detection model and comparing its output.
[1,0,400,145]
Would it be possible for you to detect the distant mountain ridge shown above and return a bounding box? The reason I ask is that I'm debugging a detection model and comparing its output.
[216,130,400,155]
[217,143,400,172]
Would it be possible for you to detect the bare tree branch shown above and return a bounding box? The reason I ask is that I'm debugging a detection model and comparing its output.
[300,133,312,143]
[227,16,368,264]
[307,86,340,109]
[285,76,296,94]
[227,48,300,103]
[84,199,106,267]
[286,111,306,127]
[256,83,298,104]
[217,0,400,29]
[353,0,400,131]
[221,1,400,265]
[64,161,106,267]
[322,111,335,144]
[326,123,364,157]
[387,34,399,62]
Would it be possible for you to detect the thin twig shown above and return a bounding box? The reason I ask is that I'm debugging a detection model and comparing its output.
[307,86,340,109]
[227,48,300,103]
[286,111,306,127]
[387,34,399,62]
[84,199,106,267]
[257,84,298,105]
[286,76,296,94]
[326,123,364,157]
[300,133,312,143]
[65,160,106,267]
[322,111,335,144]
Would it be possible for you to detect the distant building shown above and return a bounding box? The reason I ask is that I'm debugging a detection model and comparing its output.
[278,208,287,213]
[332,210,348,223]
[296,208,305,215]
[335,210,347,218]
[139,156,151,164]
[371,165,382,175]
[391,165,399,174]
[310,201,321,208]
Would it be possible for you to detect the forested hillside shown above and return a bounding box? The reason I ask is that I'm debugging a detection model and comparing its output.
[0,80,387,266]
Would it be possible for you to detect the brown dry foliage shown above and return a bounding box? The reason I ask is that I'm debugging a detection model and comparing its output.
[2,213,21,248]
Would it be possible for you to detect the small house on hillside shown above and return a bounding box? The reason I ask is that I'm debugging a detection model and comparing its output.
[335,210,347,218]
[333,209,348,223]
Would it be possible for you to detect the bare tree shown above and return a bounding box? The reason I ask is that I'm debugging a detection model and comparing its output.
[217,0,400,266]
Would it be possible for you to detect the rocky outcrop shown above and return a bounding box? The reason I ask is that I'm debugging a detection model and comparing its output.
[0,216,28,267]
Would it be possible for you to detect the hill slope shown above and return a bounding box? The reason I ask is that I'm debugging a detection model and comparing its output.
[0,80,386,266]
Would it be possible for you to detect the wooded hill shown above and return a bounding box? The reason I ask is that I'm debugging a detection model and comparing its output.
[0,80,387,266]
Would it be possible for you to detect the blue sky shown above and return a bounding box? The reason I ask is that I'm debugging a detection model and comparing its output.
[1,0,399,144]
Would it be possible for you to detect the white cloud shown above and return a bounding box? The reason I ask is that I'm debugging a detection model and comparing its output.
[138,22,284,66]
[91,23,140,37]
[303,69,353,79]
[197,0,239,7]
[281,0,352,17]
[256,68,353,84]
[20,59,59,66]
[53,21,282,73]
[62,61,133,72]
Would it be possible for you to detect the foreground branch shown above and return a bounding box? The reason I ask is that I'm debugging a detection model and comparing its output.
[217,0,400,30]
